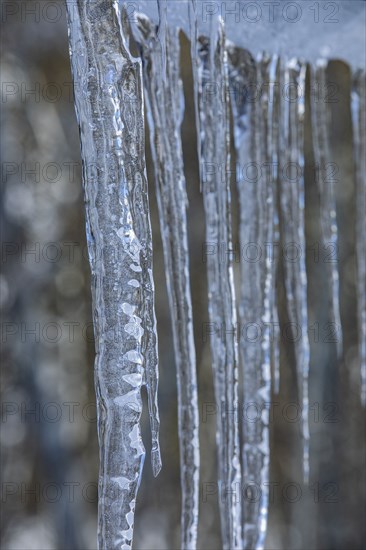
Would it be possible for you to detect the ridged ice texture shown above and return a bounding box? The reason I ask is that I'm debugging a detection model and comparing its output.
[66,1,161,549]
[194,22,242,550]
[134,16,200,549]
[352,70,366,406]
[279,60,310,481]
[228,47,278,550]
[311,61,343,359]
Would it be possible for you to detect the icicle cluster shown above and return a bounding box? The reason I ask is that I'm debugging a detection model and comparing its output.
[67,3,365,549]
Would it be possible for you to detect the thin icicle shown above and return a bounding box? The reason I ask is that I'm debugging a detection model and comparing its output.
[279,60,310,481]
[134,16,200,549]
[195,22,242,550]
[268,56,281,396]
[228,47,276,550]
[157,0,167,77]
[351,69,366,406]
[189,0,202,185]
[311,61,343,358]
[254,53,275,548]
[66,1,161,548]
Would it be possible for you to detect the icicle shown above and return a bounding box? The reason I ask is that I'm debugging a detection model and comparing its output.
[268,56,281,396]
[311,61,343,358]
[189,0,203,187]
[252,52,275,549]
[66,2,161,549]
[194,22,242,550]
[228,47,277,550]
[278,59,310,481]
[134,16,200,550]
[351,69,366,406]
[157,0,167,77]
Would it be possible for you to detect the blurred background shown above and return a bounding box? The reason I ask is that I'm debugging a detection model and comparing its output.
[1,1,365,549]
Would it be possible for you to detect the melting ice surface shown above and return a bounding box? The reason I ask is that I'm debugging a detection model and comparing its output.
[67,0,366,549]
[66,1,161,549]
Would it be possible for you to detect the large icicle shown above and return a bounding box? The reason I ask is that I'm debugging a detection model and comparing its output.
[279,60,310,481]
[351,69,366,406]
[66,1,161,548]
[228,47,277,550]
[194,22,242,550]
[134,16,200,549]
[311,61,343,358]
